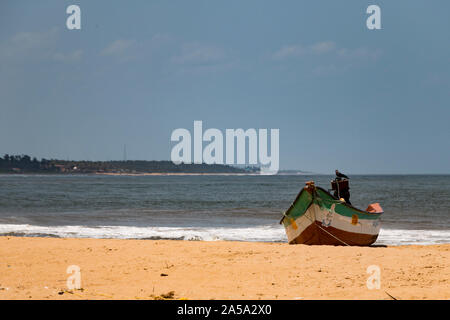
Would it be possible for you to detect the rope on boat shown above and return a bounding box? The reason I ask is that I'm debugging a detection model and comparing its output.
[305,213,351,246]
[311,189,351,247]
[282,185,352,246]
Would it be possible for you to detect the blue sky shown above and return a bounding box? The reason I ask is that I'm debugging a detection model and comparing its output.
[1,0,449,173]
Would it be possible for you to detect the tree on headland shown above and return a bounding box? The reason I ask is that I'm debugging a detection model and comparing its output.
[0,154,255,174]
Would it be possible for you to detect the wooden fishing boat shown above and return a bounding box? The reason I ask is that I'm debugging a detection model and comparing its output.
[280,181,383,246]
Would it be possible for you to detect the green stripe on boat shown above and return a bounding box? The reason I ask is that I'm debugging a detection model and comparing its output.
[283,186,381,228]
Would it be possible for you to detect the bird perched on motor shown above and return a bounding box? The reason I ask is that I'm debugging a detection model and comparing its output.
[335,169,349,180]
[334,169,351,205]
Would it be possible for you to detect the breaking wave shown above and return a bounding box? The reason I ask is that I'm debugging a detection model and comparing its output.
[0,224,448,245]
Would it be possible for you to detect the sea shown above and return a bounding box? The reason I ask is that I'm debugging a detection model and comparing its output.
[0,174,449,246]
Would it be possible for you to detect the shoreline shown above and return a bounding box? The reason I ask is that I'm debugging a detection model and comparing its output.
[0,172,260,176]
[0,225,449,246]
[95,172,260,176]
[0,172,314,176]
[0,237,448,300]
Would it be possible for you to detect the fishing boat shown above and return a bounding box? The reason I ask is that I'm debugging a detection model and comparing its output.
[280,181,383,246]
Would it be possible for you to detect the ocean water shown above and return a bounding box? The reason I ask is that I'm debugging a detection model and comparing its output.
[0,174,449,245]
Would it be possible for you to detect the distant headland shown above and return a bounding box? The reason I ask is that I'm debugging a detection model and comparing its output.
[0,154,259,175]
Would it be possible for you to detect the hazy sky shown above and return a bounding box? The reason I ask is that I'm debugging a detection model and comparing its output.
[1,0,449,173]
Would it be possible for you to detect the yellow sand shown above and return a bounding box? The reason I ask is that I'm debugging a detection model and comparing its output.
[0,237,448,300]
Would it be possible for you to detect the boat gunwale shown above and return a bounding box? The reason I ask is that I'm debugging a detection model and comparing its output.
[280,185,383,225]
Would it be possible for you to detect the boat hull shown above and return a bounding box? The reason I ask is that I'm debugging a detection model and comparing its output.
[281,185,382,246]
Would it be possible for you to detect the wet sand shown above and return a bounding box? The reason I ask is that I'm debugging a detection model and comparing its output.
[0,237,448,300]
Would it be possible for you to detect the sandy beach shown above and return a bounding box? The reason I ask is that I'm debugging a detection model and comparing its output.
[0,237,448,300]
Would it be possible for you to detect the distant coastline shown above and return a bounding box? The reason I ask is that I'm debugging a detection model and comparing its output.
[0,154,258,175]
[0,154,317,175]
[95,172,313,176]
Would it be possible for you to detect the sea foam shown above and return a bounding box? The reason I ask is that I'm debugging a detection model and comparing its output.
[0,223,448,245]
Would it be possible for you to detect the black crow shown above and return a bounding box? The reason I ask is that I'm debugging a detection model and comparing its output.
[335,170,349,179]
